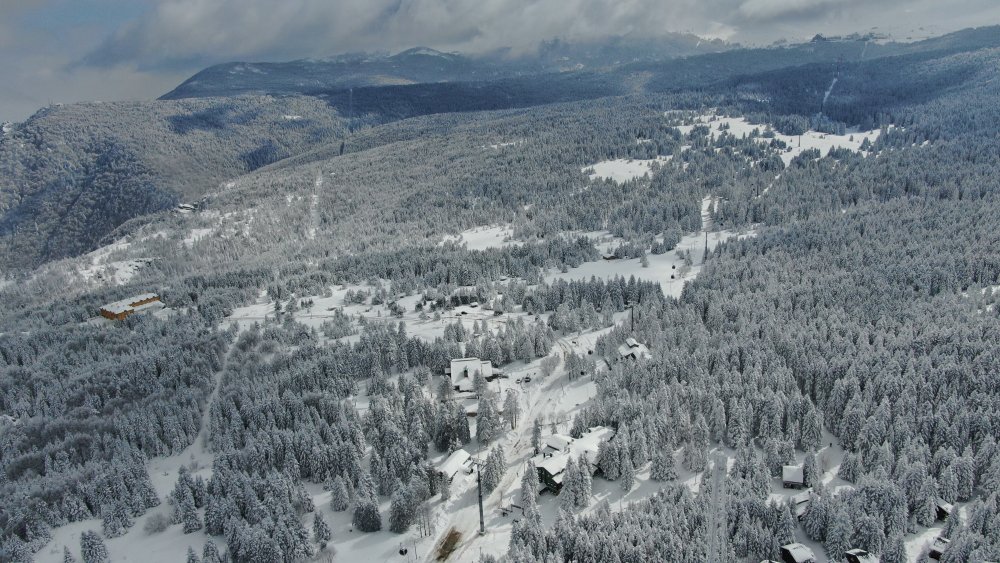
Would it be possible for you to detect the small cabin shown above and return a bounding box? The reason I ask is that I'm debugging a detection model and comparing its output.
[935,500,953,521]
[446,357,493,391]
[617,338,652,361]
[929,537,950,560]
[779,543,815,563]
[844,548,878,563]
[99,293,162,321]
[790,489,812,520]
[782,464,805,489]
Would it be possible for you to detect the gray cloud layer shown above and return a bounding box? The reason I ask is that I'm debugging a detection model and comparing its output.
[2,0,1000,121]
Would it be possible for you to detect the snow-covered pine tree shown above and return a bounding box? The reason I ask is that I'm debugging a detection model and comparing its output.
[620,455,635,492]
[598,439,622,481]
[824,506,852,559]
[389,489,414,533]
[531,419,542,455]
[476,393,502,443]
[560,458,579,511]
[80,531,110,563]
[439,472,451,501]
[803,450,818,487]
[650,450,678,482]
[180,488,202,533]
[186,546,200,563]
[313,511,331,548]
[880,534,907,563]
[352,497,382,532]
[502,391,520,430]
[576,454,592,508]
[202,540,220,563]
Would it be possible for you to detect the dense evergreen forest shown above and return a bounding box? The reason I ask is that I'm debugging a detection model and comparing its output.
[2,26,1000,563]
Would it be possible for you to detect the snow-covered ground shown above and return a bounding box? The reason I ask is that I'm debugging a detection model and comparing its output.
[548,197,754,298]
[546,228,753,298]
[75,235,158,286]
[181,228,215,248]
[441,225,516,251]
[674,113,882,166]
[582,156,673,183]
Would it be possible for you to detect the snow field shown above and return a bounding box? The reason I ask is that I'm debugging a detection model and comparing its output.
[441,225,516,251]
[674,113,883,167]
[581,155,673,183]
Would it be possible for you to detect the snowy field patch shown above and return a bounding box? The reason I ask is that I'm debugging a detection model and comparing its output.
[674,113,883,166]
[181,228,215,248]
[441,225,516,251]
[582,156,673,183]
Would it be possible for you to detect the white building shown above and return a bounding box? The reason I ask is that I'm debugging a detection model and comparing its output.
[446,357,493,391]
[617,337,652,361]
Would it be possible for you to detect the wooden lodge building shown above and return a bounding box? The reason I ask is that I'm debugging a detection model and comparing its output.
[99,293,161,321]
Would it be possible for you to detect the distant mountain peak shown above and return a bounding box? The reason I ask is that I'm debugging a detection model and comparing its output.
[392,47,459,59]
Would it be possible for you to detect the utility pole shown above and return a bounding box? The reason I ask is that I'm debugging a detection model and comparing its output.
[476,463,486,536]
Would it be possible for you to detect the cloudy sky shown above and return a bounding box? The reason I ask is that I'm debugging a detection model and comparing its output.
[2,0,999,122]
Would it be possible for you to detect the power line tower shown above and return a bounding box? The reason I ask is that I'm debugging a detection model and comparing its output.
[705,451,729,563]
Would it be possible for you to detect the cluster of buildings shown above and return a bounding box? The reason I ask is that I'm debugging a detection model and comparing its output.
[530,426,614,494]
[765,543,880,563]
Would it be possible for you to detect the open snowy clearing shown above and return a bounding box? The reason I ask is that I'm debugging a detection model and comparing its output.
[674,113,883,166]
[546,228,754,298]
[441,225,516,251]
[582,156,673,183]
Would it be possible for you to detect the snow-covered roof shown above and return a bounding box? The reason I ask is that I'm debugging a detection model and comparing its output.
[782,464,804,483]
[617,341,652,360]
[530,426,614,479]
[936,500,954,513]
[844,549,878,563]
[780,543,815,563]
[544,434,573,453]
[439,449,472,479]
[100,293,159,314]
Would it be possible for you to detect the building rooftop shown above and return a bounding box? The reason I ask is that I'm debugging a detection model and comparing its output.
[782,464,805,483]
[845,549,878,563]
[780,543,815,563]
[100,293,159,314]
[530,426,614,480]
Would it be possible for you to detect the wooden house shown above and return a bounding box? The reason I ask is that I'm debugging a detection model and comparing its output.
[616,337,652,361]
[779,543,816,563]
[929,537,950,560]
[530,426,614,494]
[844,548,878,563]
[99,293,161,321]
[782,464,805,489]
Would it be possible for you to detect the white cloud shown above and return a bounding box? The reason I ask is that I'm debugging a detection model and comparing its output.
[1,0,1000,122]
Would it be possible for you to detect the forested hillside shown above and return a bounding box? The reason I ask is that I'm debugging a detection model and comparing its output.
[0,96,346,269]
[2,26,1000,563]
